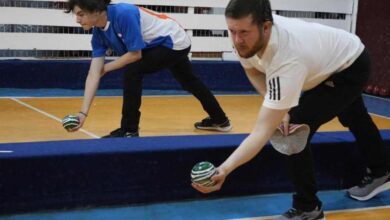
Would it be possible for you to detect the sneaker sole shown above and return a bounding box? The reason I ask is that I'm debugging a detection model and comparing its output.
[195,125,233,132]
[348,181,390,201]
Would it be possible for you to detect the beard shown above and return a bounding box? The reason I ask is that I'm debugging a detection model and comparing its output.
[236,44,262,58]
[235,29,265,58]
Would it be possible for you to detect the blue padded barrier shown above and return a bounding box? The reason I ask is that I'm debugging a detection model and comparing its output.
[0,130,389,215]
[0,60,253,91]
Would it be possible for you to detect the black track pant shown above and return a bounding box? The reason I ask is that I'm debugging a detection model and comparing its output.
[286,49,388,211]
[120,46,227,132]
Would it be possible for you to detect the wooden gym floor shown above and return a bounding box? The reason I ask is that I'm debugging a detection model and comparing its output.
[1,95,389,143]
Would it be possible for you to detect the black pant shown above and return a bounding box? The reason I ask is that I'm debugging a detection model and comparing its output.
[120,46,227,132]
[286,49,388,211]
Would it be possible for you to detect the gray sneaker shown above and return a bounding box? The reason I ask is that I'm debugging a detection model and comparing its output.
[274,206,325,220]
[348,171,390,201]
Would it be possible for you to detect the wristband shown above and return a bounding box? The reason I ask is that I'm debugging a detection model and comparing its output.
[79,111,88,117]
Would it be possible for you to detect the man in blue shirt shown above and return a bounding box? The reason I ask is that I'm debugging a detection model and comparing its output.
[66,0,232,137]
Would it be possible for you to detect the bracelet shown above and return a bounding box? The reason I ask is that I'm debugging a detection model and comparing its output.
[79,111,88,117]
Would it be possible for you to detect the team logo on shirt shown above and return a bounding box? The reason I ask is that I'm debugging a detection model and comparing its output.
[268,77,281,101]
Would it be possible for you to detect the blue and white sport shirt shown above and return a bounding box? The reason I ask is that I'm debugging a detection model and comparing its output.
[91,3,191,57]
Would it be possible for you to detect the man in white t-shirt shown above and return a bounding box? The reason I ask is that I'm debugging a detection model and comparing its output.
[192,0,389,219]
[65,0,232,137]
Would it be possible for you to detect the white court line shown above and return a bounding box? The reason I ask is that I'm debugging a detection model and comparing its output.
[0,150,13,153]
[10,98,100,139]
[226,205,390,220]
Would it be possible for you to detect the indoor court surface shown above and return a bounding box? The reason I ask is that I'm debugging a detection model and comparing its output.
[1,93,389,143]
[0,91,389,220]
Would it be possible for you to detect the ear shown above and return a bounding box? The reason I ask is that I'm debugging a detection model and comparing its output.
[263,21,272,34]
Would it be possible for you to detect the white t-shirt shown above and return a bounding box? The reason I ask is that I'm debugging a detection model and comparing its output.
[239,15,364,110]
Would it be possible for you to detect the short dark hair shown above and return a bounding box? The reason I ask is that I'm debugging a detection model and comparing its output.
[225,0,273,25]
[65,0,111,13]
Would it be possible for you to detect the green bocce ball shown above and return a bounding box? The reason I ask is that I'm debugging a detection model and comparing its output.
[191,161,216,187]
[62,115,80,131]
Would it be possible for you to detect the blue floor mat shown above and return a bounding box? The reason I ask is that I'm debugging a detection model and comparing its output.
[1,190,389,220]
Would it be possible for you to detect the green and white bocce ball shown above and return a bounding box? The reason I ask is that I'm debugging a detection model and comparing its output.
[62,115,80,131]
[191,161,216,187]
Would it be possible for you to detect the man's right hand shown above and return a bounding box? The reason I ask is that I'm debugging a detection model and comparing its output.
[191,166,228,194]
[68,112,86,132]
